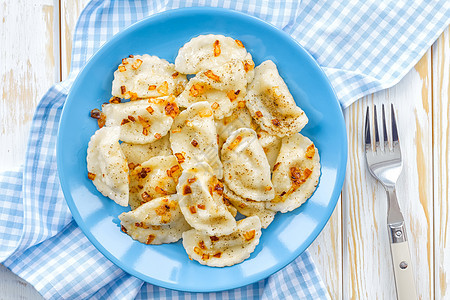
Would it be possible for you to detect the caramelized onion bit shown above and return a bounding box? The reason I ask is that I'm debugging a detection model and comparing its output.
[146,106,154,114]
[146,234,156,244]
[90,108,101,119]
[175,153,185,163]
[189,83,205,97]
[227,135,243,150]
[131,58,143,70]
[243,230,256,241]
[183,185,192,195]
[227,90,240,102]
[213,40,221,57]
[165,101,179,118]
[157,81,169,95]
[204,70,221,82]
[235,39,244,48]
[305,144,315,159]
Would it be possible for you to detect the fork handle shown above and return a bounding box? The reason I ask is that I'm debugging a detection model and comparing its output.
[389,225,418,300]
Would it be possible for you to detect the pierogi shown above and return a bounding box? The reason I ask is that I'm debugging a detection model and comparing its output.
[112,54,187,99]
[176,60,248,119]
[177,162,236,236]
[221,128,274,201]
[86,33,321,268]
[86,126,129,206]
[267,133,321,213]
[128,155,182,210]
[245,60,308,137]
[182,216,261,267]
[175,34,249,74]
[223,185,275,229]
[170,101,223,179]
[102,97,176,144]
[120,134,171,165]
[215,106,257,150]
[119,194,191,244]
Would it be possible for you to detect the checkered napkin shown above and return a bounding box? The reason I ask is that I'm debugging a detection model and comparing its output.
[1,0,449,299]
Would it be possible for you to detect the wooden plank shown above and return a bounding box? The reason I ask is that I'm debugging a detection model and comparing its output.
[432,26,450,299]
[342,51,434,299]
[0,265,42,299]
[0,0,60,171]
[0,1,59,298]
[60,0,91,80]
[310,199,342,299]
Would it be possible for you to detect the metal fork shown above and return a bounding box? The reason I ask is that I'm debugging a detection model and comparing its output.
[364,104,417,300]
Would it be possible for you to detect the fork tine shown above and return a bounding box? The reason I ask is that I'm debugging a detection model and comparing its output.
[391,104,399,143]
[364,106,371,149]
[373,105,380,148]
[381,104,388,149]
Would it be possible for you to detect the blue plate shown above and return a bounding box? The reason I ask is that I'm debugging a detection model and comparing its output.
[57,7,347,292]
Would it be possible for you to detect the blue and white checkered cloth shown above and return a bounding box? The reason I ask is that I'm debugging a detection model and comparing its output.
[1,0,449,299]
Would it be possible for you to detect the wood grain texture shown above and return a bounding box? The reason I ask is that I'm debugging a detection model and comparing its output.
[0,265,42,300]
[432,26,450,300]
[0,0,60,172]
[60,0,91,79]
[342,51,434,299]
[310,199,342,299]
[0,0,60,299]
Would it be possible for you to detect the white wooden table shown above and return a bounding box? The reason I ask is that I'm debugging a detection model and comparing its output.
[1,1,449,299]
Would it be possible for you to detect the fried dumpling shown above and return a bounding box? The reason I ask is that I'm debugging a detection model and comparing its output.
[175,34,249,74]
[128,155,182,210]
[120,134,171,165]
[224,185,275,229]
[267,133,320,213]
[177,162,236,236]
[256,129,282,172]
[221,128,274,201]
[245,60,308,137]
[215,106,257,150]
[176,60,248,119]
[182,216,261,267]
[86,126,129,206]
[112,54,187,99]
[170,101,223,179]
[119,194,190,244]
[102,97,177,144]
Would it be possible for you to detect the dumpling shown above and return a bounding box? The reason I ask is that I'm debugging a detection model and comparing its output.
[120,134,171,166]
[243,52,255,84]
[215,106,257,150]
[128,155,182,210]
[266,133,321,213]
[182,216,262,267]
[112,54,187,99]
[119,194,191,244]
[176,60,248,119]
[221,128,274,201]
[224,185,275,229]
[170,101,223,179]
[86,126,129,206]
[245,60,308,137]
[177,162,236,236]
[256,129,282,172]
[102,97,177,144]
[175,34,249,74]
